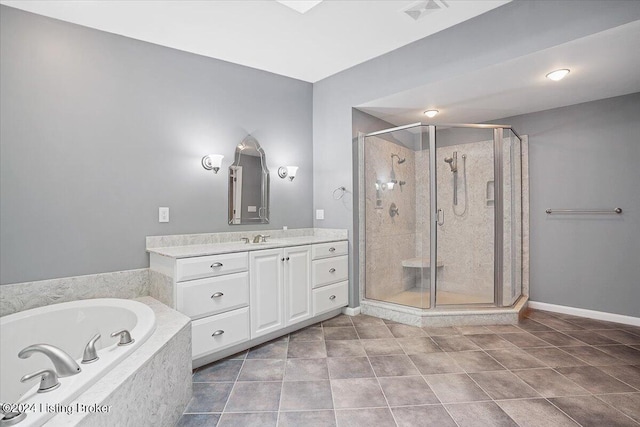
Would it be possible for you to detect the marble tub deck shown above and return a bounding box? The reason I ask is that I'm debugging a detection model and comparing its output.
[177,308,640,427]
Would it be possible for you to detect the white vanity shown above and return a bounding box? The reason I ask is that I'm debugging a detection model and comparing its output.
[147,229,349,368]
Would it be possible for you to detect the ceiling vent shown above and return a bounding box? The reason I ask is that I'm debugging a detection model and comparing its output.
[403,0,449,21]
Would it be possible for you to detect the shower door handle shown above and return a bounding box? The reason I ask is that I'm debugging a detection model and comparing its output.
[437,209,444,226]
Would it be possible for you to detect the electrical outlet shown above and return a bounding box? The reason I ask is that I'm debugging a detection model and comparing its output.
[159,207,169,223]
[316,209,325,220]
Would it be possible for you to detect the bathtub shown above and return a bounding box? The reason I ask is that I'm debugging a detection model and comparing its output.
[0,298,156,426]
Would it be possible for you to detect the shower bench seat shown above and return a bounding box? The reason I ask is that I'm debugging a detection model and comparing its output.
[401,257,444,268]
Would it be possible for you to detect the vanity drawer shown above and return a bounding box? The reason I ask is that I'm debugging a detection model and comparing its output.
[176,252,248,282]
[313,281,348,316]
[312,255,348,288]
[312,241,348,260]
[177,272,249,319]
[191,307,250,359]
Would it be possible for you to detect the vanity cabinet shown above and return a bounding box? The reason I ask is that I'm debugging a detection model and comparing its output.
[250,245,311,338]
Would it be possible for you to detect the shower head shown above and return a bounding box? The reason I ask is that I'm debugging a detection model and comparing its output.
[391,153,406,164]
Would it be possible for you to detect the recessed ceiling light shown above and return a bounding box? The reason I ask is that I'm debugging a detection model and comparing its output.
[423,110,439,118]
[276,0,323,14]
[546,69,570,81]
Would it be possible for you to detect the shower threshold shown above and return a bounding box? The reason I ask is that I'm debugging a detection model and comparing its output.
[360,295,528,328]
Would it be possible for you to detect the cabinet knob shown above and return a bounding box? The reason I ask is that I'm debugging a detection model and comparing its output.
[211,262,223,268]
[281,257,285,262]
[212,330,225,337]
[329,295,336,300]
[329,268,336,273]
[286,257,290,261]
[329,247,336,252]
[211,292,224,298]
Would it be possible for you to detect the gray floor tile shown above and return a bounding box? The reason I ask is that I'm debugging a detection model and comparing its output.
[517,319,554,332]
[396,337,442,354]
[335,408,395,427]
[469,371,540,400]
[449,350,506,373]
[327,356,374,379]
[326,340,367,357]
[350,314,386,327]
[431,335,481,352]
[497,398,578,427]
[424,373,491,403]
[456,326,492,335]
[565,317,624,330]
[530,331,585,347]
[550,395,638,427]
[596,344,640,364]
[247,338,289,359]
[369,354,420,377]
[287,340,327,358]
[523,347,587,368]
[331,378,387,408]
[218,412,278,427]
[392,405,457,427]
[467,334,515,350]
[176,413,221,427]
[512,368,589,397]
[486,325,522,334]
[225,381,282,412]
[565,330,620,345]
[445,402,517,427]
[486,347,547,369]
[238,359,285,381]
[185,383,233,413]
[598,364,640,389]
[593,329,640,345]
[499,332,550,348]
[534,317,585,331]
[193,359,243,382]
[280,380,333,410]
[556,365,636,393]
[323,314,354,327]
[354,325,393,339]
[597,393,640,423]
[388,324,428,338]
[362,339,404,356]
[561,345,627,366]
[422,326,460,336]
[324,326,359,340]
[410,353,464,375]
[284,358,329,381]
[278,410,336,427]
[378,376,438,406]
[290,326,324,341]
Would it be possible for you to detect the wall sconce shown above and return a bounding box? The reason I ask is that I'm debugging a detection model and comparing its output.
[202,154,224,174]
[278,166,298,181]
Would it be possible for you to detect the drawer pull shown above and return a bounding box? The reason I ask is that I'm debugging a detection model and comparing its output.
[329,268,336,273]
[329,247,336,252]
[211,262,224,268]
[211,292,224,298]
[329,295,336,300]
[211,330,225,337]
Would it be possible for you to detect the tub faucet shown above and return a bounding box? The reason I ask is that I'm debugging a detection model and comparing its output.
[18,344,81,377]
[81,334,101,364]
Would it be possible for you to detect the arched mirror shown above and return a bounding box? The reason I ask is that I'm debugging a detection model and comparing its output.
[228,136,270,224]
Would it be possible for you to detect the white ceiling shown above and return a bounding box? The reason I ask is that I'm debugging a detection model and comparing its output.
[0,0,510,83]
[358,20,640,125]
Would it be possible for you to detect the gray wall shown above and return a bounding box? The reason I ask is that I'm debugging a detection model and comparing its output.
[504,93,640,317]
[0,6,313,284]
[314,0,640,313]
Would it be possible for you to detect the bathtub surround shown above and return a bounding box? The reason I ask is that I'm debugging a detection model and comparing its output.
[0,269,149,317]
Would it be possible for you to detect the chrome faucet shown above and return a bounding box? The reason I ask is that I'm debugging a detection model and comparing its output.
[111,329,134,346]
[18,344,81,377]
[82,334,101,364]
[20,369,60,393]
[252,234,270,243]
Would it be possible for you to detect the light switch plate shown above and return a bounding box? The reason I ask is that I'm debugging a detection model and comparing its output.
[159,207,169,223]
[316,209,325,220]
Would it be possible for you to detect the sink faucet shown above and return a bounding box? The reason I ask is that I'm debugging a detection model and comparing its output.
[18,344,81,377]
[252,234,270,243]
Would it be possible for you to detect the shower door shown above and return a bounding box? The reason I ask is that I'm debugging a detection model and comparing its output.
[433,127,495,306]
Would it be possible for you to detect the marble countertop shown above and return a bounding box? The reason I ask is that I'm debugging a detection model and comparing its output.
[147,235,348,258]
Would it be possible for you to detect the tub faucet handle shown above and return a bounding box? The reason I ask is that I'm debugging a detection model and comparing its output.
[21,369,60,393]
[111,329,135,346]
[82,333,101,364]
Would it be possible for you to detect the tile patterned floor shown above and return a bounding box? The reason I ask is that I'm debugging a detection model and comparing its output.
[177,310,640,427]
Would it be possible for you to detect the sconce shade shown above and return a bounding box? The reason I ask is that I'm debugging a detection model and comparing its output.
[202,154,224,173]
[278,165,299,181]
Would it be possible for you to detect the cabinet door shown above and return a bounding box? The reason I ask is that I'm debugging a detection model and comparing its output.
[250,248,284,338]
[284,245,312,325]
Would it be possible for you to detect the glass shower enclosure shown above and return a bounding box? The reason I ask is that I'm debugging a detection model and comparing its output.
[363,124,523,309]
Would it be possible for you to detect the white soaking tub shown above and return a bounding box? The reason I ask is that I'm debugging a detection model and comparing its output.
[0,299,156,426]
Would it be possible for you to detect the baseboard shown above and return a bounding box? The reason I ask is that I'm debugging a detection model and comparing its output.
[342,306,361,316]
[528,301,640,327]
